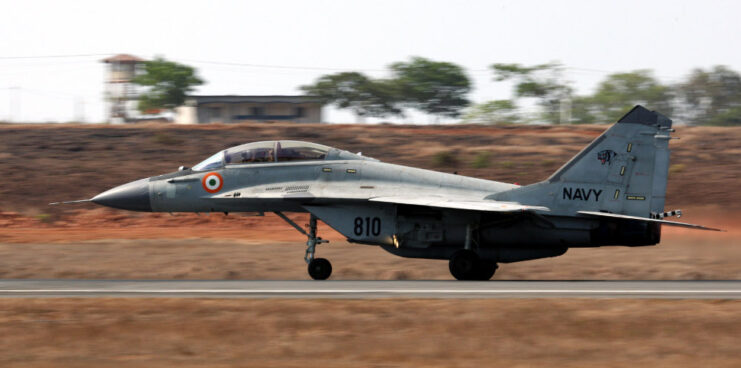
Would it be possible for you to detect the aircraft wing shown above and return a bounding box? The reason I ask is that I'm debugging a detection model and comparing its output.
[369,196,549,213]
[577,211,723,232]
[210,191,548,213]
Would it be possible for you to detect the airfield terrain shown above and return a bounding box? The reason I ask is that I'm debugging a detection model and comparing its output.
[0,122,739,366]
[0,122,738,280]
[0,122,739,214]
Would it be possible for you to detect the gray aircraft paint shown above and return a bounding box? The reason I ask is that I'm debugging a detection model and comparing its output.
[492,106,674,218]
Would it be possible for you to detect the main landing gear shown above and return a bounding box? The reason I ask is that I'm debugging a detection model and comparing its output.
[449,250,497,280]
[275,212,331,280]
[448,223,497,281]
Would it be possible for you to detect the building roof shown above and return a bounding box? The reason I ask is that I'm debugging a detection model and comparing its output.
[102,54,146,63]
[189,95,323,105]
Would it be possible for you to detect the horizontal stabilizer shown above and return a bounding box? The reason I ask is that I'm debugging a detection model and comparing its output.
[370,196,550,213]
[577,211,723,232]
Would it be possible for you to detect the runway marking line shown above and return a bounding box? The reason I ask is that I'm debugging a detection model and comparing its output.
[1,289,740,294]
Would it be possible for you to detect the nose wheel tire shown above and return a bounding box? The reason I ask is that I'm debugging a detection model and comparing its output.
[449,250,497,280]
[308,258,332,280]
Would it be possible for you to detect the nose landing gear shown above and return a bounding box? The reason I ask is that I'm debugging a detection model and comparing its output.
[307,258,332,280]
[275,212,331,280]
[304,215,331,280]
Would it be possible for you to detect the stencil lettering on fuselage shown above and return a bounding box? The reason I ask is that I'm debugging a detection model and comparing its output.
[562,187,602,202]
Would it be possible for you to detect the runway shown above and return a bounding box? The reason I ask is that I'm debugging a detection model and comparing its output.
[0,280,740,298]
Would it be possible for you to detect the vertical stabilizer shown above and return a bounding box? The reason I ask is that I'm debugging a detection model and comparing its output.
[495,106,674,217]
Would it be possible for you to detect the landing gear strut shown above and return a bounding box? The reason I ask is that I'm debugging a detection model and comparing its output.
[275,212,331,280]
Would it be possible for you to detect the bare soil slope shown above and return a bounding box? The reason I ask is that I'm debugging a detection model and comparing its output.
[1,123,739,215]
[0,211,739,280]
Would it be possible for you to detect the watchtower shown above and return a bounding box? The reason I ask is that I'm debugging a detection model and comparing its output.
[102,54,145,123]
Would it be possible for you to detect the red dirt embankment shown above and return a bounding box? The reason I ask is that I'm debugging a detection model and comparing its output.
[1,123,739,217]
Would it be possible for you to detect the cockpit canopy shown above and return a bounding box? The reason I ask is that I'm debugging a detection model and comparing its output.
[192,140,363,171]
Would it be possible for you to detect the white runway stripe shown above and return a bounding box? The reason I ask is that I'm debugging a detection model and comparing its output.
[1,280,740,299]
[1,289,740,294]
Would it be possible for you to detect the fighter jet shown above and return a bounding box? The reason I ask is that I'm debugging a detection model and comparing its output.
[54,105,720,280]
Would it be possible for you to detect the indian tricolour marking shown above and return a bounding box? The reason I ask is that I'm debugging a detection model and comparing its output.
[202,172,224,193]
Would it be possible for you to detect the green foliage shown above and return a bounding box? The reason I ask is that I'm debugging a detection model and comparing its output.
[305,59,741,126]
[668,163,686,175]
[499,161,514,169]
[585,70,673,123]
[151,132,183,145]
[568,96,598,124]
[487,63,741,126]
[303,57,470,120]
[132,57,204,112]
[491,62,572,124]
[541,159,556,167]
[389,57,472,118]
[35,213,53,224]
[432,150,458,167]
[463,100,519,124]
[471,151,491,168]
[706,106,741,126]
[677,66,741,125]
[300,72,401,118]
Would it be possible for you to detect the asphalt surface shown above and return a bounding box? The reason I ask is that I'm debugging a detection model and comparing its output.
[0,280,740,299]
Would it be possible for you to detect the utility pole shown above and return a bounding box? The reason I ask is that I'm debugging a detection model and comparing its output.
[9,86,20,122]
[74,96,85,123]
[560,97,571,125]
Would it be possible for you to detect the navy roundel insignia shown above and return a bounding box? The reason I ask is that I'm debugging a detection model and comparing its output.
[202,172,224,193]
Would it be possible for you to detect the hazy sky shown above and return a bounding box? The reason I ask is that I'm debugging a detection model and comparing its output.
[2,0,740,123]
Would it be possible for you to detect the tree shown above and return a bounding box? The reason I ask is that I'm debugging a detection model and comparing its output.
[132,57,204,112]
[390,57,471,118]
[491,62,572,124]
[676,66,741,125]
[707,106,741,126]
[463,99,519,124]
[586,70,673,123]
[300,72,401,119]
[568,96,599,124]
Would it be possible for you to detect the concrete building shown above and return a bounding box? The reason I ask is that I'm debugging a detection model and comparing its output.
[175,95,323,124]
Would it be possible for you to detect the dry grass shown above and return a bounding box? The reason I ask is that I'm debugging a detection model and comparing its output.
[0,228,738,280]
[0,298,738,367]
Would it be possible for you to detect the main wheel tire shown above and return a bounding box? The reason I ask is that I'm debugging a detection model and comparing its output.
[308,258,332,280]
[473,260,498,281]
[449,250,479,280]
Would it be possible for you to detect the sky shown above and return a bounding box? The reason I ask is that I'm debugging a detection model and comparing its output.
[1,0,740,123]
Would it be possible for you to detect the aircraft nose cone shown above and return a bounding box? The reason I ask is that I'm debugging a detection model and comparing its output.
[91,178,151,212]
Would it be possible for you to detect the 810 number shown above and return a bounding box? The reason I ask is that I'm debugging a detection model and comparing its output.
[354,217,381,237]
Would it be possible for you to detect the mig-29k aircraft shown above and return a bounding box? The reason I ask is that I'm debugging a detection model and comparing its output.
[54,105,721,280]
